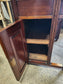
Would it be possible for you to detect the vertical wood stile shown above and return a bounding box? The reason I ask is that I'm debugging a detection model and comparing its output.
[47,0,61,64]
[11,0,19,20]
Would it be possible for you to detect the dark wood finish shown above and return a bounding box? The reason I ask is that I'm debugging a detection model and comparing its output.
[47,0,61,64]
[60,0,63,15]
[55,20,62,41]
[16,0,53,19]
[0,0,63,81]
[11,0,18,20]
[10,0,63,20]
[20,21,28,63]
[0,20,28,80]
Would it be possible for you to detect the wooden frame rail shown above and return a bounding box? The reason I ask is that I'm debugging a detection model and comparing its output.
[19,15,63,20]
[47,0,61,64]
[19,15,52,20]
[29,60,63,69]
[26,39,49,45]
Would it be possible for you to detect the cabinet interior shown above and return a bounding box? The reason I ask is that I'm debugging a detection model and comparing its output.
[23,19,51,62]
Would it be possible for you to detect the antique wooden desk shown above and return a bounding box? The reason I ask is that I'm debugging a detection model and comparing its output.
[0,0,63,81]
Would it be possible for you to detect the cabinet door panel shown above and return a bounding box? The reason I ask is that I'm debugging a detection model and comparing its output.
[0,20,27,80]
